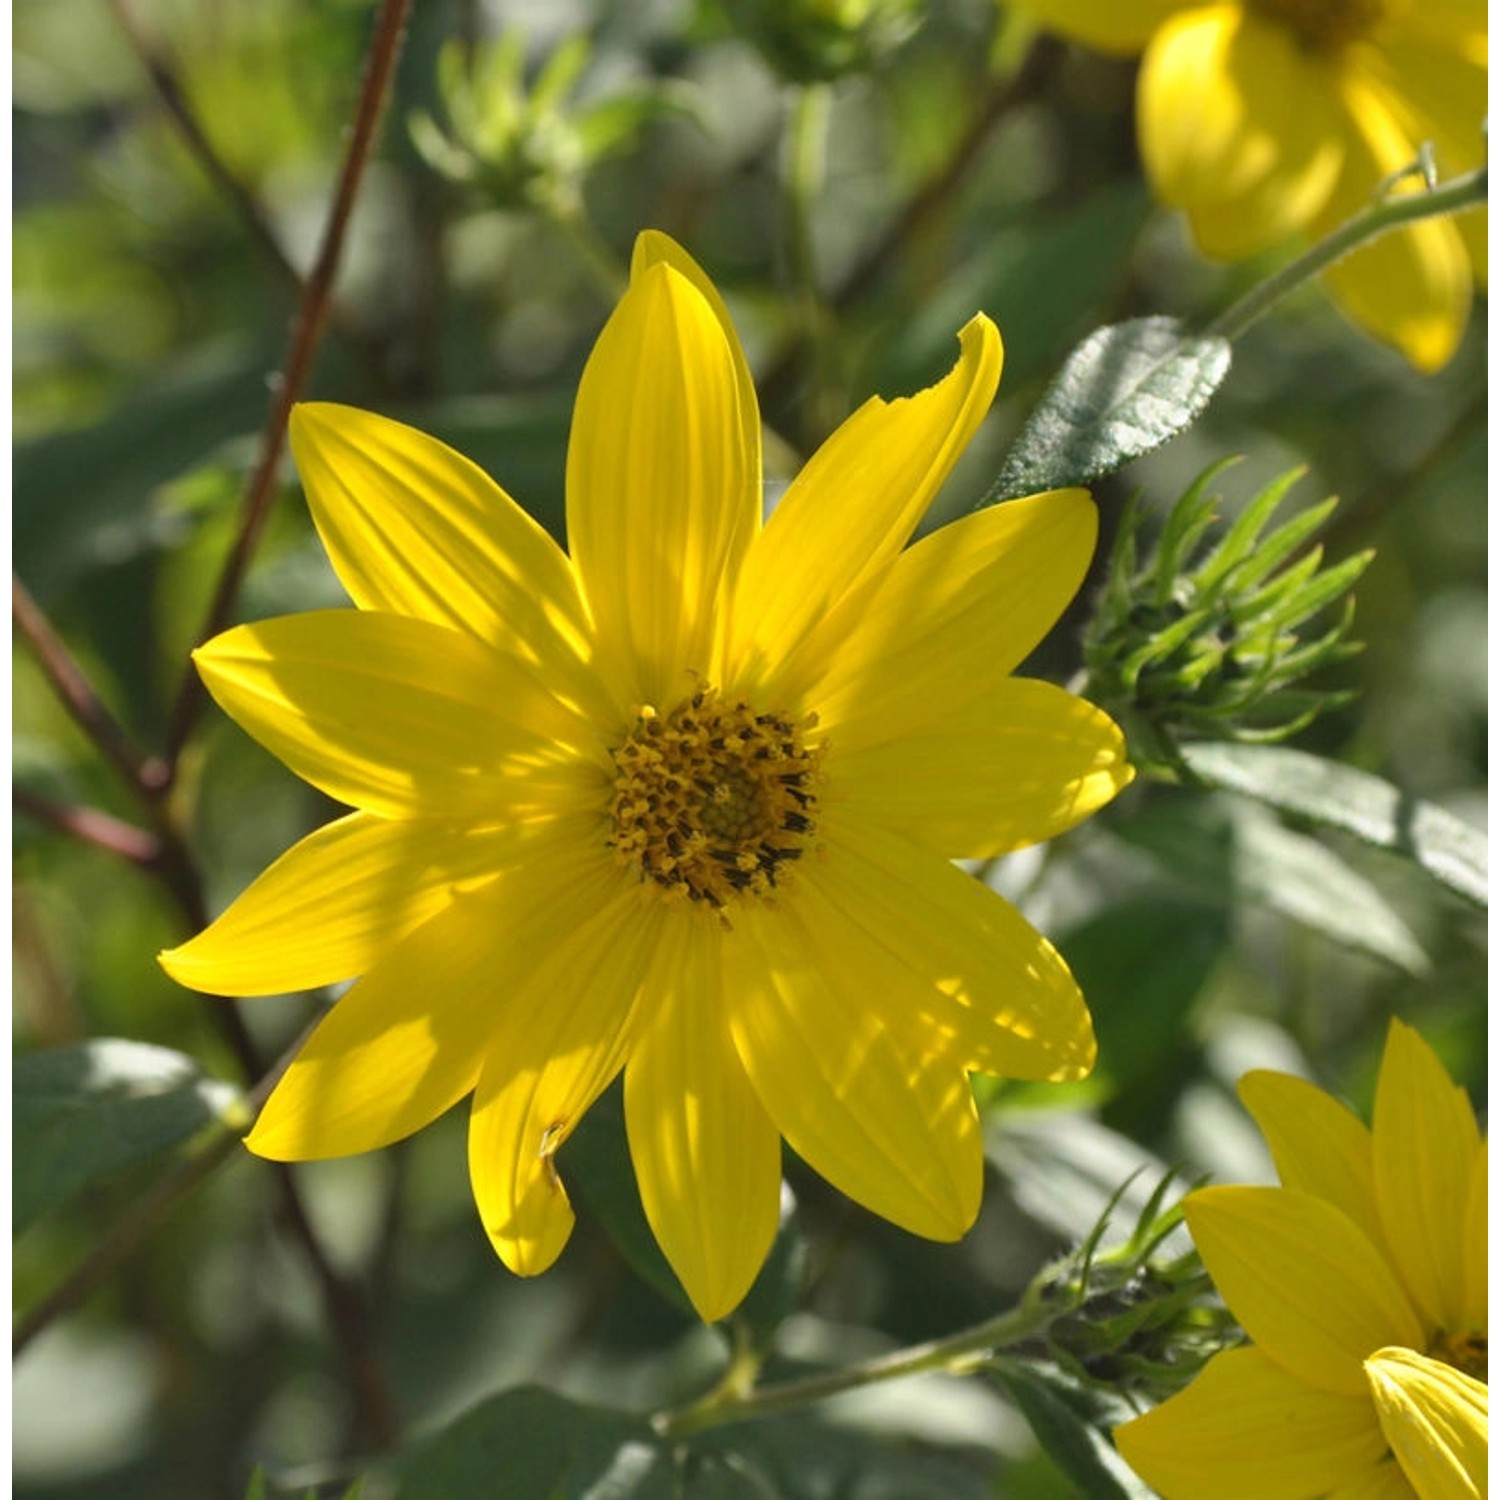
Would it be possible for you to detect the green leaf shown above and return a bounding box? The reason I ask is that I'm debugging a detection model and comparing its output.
[991,1365,1153,1500]
[688,1414,997,1499]
[382,1386,672,1499]
[14,1039,241,1236]
[987,317,1231,503]
[1122,795,1430,975]
[1059,897,1229,1098]
[1179,741,1487,907]
[560,1084,693,1315]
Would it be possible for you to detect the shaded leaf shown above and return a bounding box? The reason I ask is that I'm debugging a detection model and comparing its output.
[1179,741,1486,907]
[991,1365,1153,1500]
[14,1040,241,1235]
[1118,794,1430,975]
[383,1386,671,1500]
[987,317,1231,503]
[689,1414,997,1500]
[1059,897,1228,1098]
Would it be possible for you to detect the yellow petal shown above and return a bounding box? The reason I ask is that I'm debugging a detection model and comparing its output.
[630,231,762,505]
[1113,1345,1387,1500]
[287,404,606,717]
[1460,1138,1486,1334]
[566,259,758,710]
[1327,1461,1423,1499]
[466,879,665,1279]
[1365,27,1487,287]
[1366,1348,1488,1500]
[243,836,609,1161]
[1013,0,1189,55]
[809,810,1097,1082]
[796,488,1098,752]
[1393,1,1487,69]
[1139,5,1343,258]
[1185,1185,1427,1396]
[830,678,1130,858]
[1236,1068,1383,1249]
[1315,75,1472,372]
[729,898,982,1241]
[624,919,782,1322]
[194,611,599,820]
[729,316,1001,697]
[1372,1019,1481,1336]
[159,812,544,996]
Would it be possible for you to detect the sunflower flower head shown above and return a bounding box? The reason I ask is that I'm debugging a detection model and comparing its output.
[1012,0,1488,369]
[160,230,1132,1321]
[1114,1018,1488,1498]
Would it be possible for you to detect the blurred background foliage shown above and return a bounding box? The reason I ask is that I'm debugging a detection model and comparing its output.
[12,0,1486,1496]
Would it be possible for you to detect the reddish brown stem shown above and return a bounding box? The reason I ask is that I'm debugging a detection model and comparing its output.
[162,0,414,774]
[13,786,161,865]
[12,574,167,798]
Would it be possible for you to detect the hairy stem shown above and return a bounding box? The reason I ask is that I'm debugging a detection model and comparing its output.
[1204,166,1488,344]
[654,1298,1053,1440]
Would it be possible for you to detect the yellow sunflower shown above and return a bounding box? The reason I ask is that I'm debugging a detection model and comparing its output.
[1115,1018,1488,1498]
[160,230,1131,1321]
[1012,0,1488,371]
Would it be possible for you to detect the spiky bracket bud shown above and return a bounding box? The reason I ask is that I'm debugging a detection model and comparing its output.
[1083,460,1373,771]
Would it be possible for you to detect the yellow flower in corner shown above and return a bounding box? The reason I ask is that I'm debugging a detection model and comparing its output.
[159,231,1132,1321]
[1012,0,1487,371]
[1115,1018,1488,1498]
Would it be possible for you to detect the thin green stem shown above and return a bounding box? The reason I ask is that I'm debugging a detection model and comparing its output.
[783,81,836,444]
[1204,166,1488,344]
[545,196,630,305]
[653,1298,1053,1440]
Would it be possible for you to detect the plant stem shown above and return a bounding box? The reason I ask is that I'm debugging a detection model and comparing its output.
[1204,166,1488,344]
[12,575,166,798]
[654,1298,1053,1440]
[12,787,160,866]
[162,0,414,775]
[547,196,630,305]
[783,81,836,444]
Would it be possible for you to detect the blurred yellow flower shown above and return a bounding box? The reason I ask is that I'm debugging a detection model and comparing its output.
[1013,0,1488,370]
[160,230,1131,1320]
[1115,1018,1488,1498]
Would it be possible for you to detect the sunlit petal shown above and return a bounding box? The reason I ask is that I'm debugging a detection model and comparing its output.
[287,404,605,720]
[194,611,602,820]
[729,898,982,1240]
[810,810,1096,1082]
[832,678,1130,858]
[244,830,620,1161]
[730,316,1000,696]
[467,877,665,1278]
[159,811,550,996]
[567,259,758,709]
[794,488,1097,749]
[625,919,782,1322]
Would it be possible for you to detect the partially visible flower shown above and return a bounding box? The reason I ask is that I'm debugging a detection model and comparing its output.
[1115,1018,1488,1498]
[1010,0,1488,370]
[160,231,1131,1321]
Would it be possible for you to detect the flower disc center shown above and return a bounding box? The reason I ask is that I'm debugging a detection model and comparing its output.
[608,689,822,909]
[1251,0,1388,48]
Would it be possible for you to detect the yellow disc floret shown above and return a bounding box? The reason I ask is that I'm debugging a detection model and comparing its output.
[608,688,823,910]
